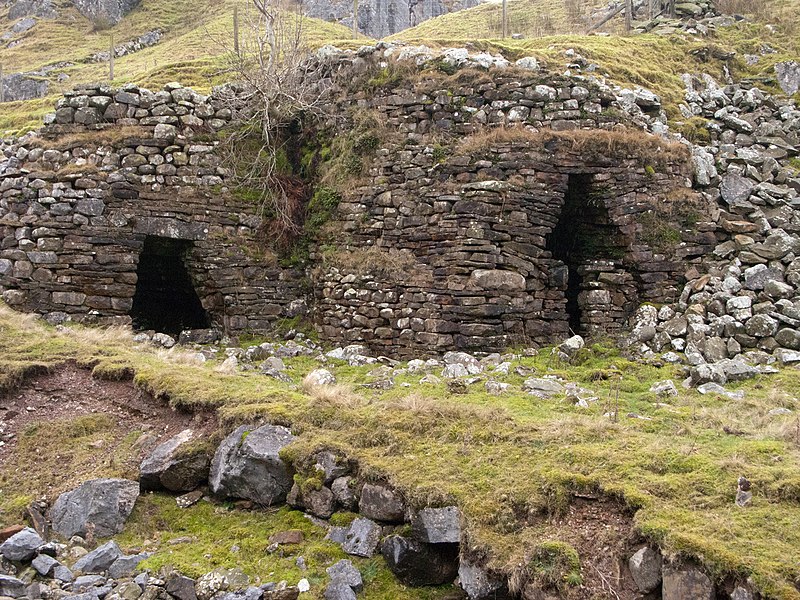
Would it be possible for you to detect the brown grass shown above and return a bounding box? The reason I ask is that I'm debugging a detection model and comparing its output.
[457,126,689,168]
[323,246,420,281]
[33,126,152,151]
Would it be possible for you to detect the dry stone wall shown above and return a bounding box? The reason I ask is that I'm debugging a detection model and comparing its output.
[0,82,305,333]
[313,57,700,357]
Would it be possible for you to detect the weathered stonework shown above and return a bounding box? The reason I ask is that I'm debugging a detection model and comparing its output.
[0,83,304,333]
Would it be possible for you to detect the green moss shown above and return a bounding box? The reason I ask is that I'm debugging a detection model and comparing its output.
[4,304,800,599]
[528,541,582,590]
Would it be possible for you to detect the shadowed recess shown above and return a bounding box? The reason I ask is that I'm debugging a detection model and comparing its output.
[130,236,209,334]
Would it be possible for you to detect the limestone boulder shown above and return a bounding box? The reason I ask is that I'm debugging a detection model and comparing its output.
[628,546,662,593]
[662,565,715,600]
[358,483,406,523]
[139,429,210,492]
[0,574,26,598]
[411,506,461,544]
[50,479,139,539]
[209,425,295,506]
[73,540,122,574]
[0,527,44,561]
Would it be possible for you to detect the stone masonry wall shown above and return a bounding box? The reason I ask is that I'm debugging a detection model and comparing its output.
[312,55,701,357]
[0,82,305,332]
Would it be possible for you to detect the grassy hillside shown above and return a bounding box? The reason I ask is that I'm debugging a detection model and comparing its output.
[0,0,360,133]
[2,304,800,599]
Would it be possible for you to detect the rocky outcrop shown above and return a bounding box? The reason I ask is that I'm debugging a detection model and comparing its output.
[305,0,479,38]
[7,0,56,19]
[71,0,141,25]
[0,73,49,102]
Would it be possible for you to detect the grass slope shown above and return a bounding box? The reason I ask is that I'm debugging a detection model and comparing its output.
[1,304,800,599]
[0,0,360,134]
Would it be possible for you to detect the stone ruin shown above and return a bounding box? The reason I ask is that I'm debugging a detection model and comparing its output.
[1,44,799,365]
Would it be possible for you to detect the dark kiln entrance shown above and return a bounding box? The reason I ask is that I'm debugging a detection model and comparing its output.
[130,236,209,335]
[547,174,628,335]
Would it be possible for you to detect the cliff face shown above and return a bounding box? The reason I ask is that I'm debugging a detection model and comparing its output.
[6,0,140,24]
[70,0,141,25]
[303,0,480,38]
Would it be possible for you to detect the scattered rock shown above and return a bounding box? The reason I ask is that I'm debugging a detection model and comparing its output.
[139,429,210,492]
[411,506,461,544]
[628,546,662,593]
[50,479,139,539]
[73,540,123,574]
[358,483,406,523]
[209,425,295,506]
[341,518,382,558]
[0,527,44,561]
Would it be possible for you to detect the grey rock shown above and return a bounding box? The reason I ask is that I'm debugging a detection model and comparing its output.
[457,561,507,599]
[649,380,678,397]
[73,541,122,574]
[71,0,141,26]
[331,476,358,511]
[304,369,336,386]
[718,358,760,382]
[54,565,75,582]
[195,568,248,600]
[764,280,793,300]
[0,73,49,103]
[697,382,744,400]
[341,518,382,558]
[731,585,754,600]
[72,574,106,592]
[325,559,363,592]
[139,429,210,492]
[287,483,335,519]
[745,314,778,338]
[323,580,356,600]
[358,483,405,522]
[50,479,139,539]
[0,527,44,561]
[775,61,800,95]
[661,565,715,600]
[411,506,461,543]
[774,348,800,364]
[720,173,755,206]
[442,351,482,374]
[628,546,662,593]
[8,0,56,19]
[108,553,149,578]
[522,377,564,398]
[381,535,459,586]
[776,328,800,350]
[209,425,295,506]
[0,574,26,598]
[314,451,350,484]
[165,573,197,600]
[32,553,60,576]
[469,269,525,292]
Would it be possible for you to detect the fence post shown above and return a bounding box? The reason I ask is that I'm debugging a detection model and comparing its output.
[109,34,115,81]
[234,5,240,55]
[502,0,508,38]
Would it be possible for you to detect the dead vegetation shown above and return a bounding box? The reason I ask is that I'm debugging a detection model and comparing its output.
[457,126,690,168]
[32,126,152,151]
[322,245,419,280]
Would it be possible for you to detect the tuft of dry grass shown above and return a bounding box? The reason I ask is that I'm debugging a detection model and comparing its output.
[457,126,690,168]
[323,246,420,281]
[302,380,367,410]
[33,126,152,151]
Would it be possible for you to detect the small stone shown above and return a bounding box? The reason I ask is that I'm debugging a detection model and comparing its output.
[0,527,44,561]
[649,380,678,397]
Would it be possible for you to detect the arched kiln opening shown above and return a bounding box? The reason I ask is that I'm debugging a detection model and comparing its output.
[547,173,628,336]
[130,236,209,334]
